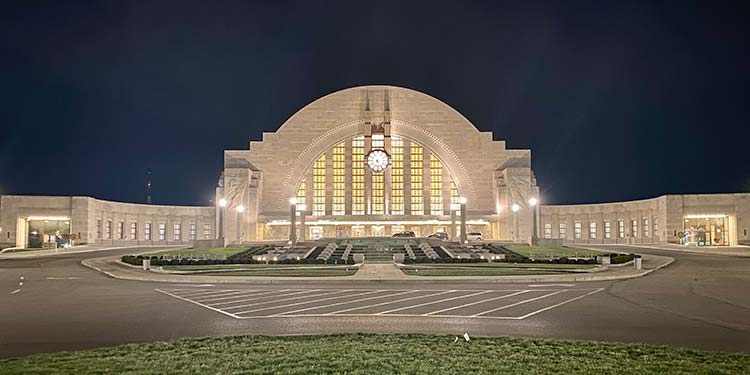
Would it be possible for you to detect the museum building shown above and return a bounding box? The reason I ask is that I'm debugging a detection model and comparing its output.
[1,86,748,248]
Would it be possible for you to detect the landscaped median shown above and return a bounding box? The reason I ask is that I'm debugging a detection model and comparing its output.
[1,334,747,374]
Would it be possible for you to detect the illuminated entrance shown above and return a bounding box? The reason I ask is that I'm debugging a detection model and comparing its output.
[683,215,729,246]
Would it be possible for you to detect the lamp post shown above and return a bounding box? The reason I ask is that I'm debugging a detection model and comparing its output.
[528,197,538,242]
[289,197,297,245]
[459,197,467,245]
[297,203,306,242]
[511,203,520,243]
[235,204,245,244]
[218,198,227,239]
[450,203,459,241]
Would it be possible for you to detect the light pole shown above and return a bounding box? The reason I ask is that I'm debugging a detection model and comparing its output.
[511,203,520,243]
[528,197,538,241]
[236,204,245,244]
[297,203,306,242]
[450,203,459,241]
[218,198,227,240]
[289,197,297,245]
[459,197,467,244]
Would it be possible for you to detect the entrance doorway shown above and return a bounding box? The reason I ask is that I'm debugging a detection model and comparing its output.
[683,216,728,246]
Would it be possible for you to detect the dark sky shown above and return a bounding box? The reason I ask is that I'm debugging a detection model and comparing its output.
[1,1,748,206]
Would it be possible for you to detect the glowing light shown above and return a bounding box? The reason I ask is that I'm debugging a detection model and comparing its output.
[684,214,727,219]
[511,204,520,212]
[219,198,227,207]
[528,197,538,207]
[289,197,297,205]
[459,197,467,204]
[236,205,246,213]
[297,203,307,211]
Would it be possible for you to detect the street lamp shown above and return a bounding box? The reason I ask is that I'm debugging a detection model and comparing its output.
[289,197,297,245]
[511,203,519,242]
[236,204,245,244]
[459,197,468,244]
[218,198,227,239]
[528,197,538,240]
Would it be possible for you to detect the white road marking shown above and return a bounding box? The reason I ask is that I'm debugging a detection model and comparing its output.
[175,284,215,287]
[173,289,233,298]
[422,290,531,316]
[376,290,493,315]
[11,289,21,295]
[324,290,454,315]
[472,290,568,317]
[517,288,604,319]
[224,290,351,311]
[528,284,575,287]
[270,290,419,317]
[46,277,83,280]
[190,290,263,302]
[207,290,315,306]
[155,289,240,319]
[234,289,382,315]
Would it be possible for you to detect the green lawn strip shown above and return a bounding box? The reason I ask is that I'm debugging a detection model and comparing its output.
[162,263,354,271]
[507,245,607,257]
[142,246,248,258]
[403,268,571,276]
[198,269,357,277]
[405,262,596,269]
[1,334,747,374]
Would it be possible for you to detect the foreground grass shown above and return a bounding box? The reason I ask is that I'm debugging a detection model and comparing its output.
[144,246,248,258]
[507,245,606,257]
[403,268,572,276]
[163,263,353,270]
[199,269,357,277]
[1,334,747,374]
[405,262,596,269]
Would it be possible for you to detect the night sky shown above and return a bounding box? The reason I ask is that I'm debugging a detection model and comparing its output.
[2,1,748,206]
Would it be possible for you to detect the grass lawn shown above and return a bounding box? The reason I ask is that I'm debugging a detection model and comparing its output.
[143,246,249,258]
[162,263,353,271]
[1,334,747,374]
[506,245,606,258]
[199,269,357,277]
[405,262,596,269]
[402,268,573,276]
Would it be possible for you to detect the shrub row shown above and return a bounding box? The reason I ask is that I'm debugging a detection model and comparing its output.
[121,255,356,266]
[610,254,637,264]
[403,257,484,264]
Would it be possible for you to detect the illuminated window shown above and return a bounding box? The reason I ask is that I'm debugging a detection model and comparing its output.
[203,224,211,239]
[118,222,124,240]
[332,143,345,215]
[130,222,137,240]
[643,218,650,237]
[604,221,611,239]
[173,223,181,241]
[410,144,423,215]
[313,154,326,216]
[559,223,567,239]
[352,136,365,215]
[430,154,443,215]
[390,136,404,215]
[96,219,102,239]
[574,222,582,239]
[631,220,638,238]
[618,220,625,238]
[189,223,197,240]
[371,172,384,214]
[653,219,659,237]
[544,223,552,239]
[144,223,151,241]
[158,223,166,241]
[589,222,596,239]
[296,176,306,209]
[450,178,460,207]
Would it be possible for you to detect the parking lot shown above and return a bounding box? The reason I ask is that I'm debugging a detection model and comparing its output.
[156,287,604,320]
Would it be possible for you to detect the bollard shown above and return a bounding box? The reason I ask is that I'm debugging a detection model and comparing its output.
[142,258,151,271]
[634,257,642,270]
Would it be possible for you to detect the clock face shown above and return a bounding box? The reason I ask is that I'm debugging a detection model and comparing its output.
[366,149,391,172]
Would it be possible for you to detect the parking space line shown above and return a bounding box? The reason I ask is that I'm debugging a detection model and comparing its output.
[195,289,292,303]
[517,288,604,319]
[423,290,531,316]
[191,290,262,302]
[472,290,568,317]
[172,289,230,298]
[234,290,384,315]
[376,290,493,315]
[206,290,311,306]
[270,290,419,317]
[324,290,453,315]
[225,289,351,311]
[155,289,240,319]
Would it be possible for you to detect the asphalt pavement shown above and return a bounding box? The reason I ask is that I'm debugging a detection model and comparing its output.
[1,245,749,358]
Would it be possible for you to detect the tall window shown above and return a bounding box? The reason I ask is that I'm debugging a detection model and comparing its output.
[130,222,137,240]
[144,223,152,241]
[618,220,625,238]
[450,178,460,208]
[604,221,611,239]
[332,142,345,215]
[589,222,597,239]
[189,223,197,240]
[643,218,650,237]
[158,223,166,241]
[544,223,552,239]
[371,172,385,214]
[351,137,365,215]
[390,137,404,215]
[203,224,212,239]
[429,154,443,215]
[574,222,582,239]
[559,223,567,239]
[117,222,124,240]
[296,176,306,211]
[96,219,102,239]
[106,221,112,239]
[631,220,638,238]
[313,154,326,216]
[173,223,181,241]
[410,144,423,215]
[653,219,659,237]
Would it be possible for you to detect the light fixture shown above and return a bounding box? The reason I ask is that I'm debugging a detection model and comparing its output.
[528,197,538,207]
[236,205,246,213]
[459,197,467,204]
[297,203,307,211]
[219,198,227,207]
[289,197,297,205]
[511,204,520,212]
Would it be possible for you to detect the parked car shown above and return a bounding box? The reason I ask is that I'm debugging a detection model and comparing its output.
[428,232,449,240]
[392,231,415,237]
[466,232,483,241]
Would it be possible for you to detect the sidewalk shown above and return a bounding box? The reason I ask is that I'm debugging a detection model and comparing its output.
[0,245,187,259]
[81,253,674,285]
[586,243,750,257]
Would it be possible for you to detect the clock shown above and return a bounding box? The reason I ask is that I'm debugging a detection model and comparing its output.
[366,149,391,172]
